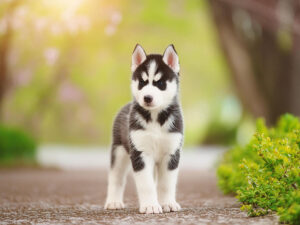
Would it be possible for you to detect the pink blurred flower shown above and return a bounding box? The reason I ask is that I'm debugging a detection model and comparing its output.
[11,6,28,30]
[50,23,63,36]
[105,24,116,36]
[104,10,122,36]
[44,47,60,66]
[58,82,84,103]
[34,18,48,32]
[14,69,33,87]
[111,11,122,25]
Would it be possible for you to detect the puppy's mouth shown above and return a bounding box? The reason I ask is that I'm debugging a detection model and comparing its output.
[142,102,157,110]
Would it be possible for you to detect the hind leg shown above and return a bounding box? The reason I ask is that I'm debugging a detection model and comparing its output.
[105,145,130,209]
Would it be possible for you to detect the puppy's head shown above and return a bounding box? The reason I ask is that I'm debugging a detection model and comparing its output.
[131,44,180,111]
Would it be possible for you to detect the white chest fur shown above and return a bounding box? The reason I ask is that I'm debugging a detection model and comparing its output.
[130,115,182,163]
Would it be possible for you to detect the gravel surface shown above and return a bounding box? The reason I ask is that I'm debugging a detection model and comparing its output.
[0,169,278,225]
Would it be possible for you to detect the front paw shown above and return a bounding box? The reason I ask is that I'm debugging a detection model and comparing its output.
[139,203,163,214]
[161,202,181,212]
[104,201,124,210]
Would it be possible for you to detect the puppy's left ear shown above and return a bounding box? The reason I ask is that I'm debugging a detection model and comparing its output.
[163,44,180,74]
[131,44,147,73]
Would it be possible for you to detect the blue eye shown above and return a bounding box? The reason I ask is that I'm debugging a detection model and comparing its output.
[138,79,148,90]
[155,79,166,90]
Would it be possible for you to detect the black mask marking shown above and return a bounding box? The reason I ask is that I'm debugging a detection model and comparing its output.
[132,54,178,91]
[138,78,148,90]
[153,78,166,90]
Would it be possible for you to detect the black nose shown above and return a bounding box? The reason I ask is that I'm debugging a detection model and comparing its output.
[144,95,153,104]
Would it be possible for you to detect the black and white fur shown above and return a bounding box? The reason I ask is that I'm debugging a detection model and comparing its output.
[104,44,183,214]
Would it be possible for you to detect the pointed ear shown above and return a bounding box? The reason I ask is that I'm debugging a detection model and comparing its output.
[131,44,147,72]
[163,44,180,73]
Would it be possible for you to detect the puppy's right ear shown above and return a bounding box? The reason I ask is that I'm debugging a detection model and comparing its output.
[131,44,147,72]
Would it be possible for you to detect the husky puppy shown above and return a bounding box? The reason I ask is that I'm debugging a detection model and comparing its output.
[104,44,183,214]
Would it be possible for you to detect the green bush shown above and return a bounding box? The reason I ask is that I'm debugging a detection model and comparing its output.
[0,125,37,166]
[217,114,300,224]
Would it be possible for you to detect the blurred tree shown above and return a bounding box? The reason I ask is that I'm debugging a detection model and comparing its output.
[210,0,300,125]
[0,1,17,118]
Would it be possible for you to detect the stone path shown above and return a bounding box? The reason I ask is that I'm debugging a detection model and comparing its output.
[0,169,277,224]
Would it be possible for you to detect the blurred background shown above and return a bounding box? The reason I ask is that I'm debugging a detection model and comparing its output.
[0,0,299,168]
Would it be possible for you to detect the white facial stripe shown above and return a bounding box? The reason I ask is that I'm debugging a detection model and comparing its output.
[142,72,148,81]
[147,60,157,83]
[154,72,162,82]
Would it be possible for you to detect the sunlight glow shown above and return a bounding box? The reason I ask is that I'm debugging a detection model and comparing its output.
[42,0,84,11]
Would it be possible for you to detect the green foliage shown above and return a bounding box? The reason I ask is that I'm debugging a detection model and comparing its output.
[217,114,300,224]
[0,125,37,166]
